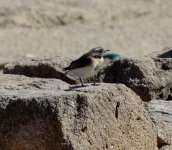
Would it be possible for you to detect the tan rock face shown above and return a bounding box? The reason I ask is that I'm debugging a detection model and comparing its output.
[66,85,158,150]
[150,47,172,59]
[102,57,172,101]
[4,56,77,85]
[0,74,69,91]
[3,56,100,85]
[0,74,158,150]
[147,100,172,150]
[5,50,172,102]
[160,145,172,150]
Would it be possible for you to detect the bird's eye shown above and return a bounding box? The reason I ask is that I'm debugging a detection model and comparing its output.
[99,49,103,53]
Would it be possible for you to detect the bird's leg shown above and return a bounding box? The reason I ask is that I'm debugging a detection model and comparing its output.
[79,78,85,87]
[92,75,97,86]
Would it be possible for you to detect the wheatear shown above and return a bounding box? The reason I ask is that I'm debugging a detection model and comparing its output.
[63,47,110,86]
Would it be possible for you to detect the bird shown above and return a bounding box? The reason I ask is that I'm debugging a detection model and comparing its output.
[63,47,110,87]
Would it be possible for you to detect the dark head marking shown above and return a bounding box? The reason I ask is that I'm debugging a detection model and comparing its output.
[88,47,110,58]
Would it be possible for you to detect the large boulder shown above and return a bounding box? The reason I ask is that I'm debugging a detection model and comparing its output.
[0,74,158,150]
[146,100,172,150]
[4,52,172,102]
[3,56,96,85]
[0,74,69,91]
[102,57,172,101]
[3,56,77,85]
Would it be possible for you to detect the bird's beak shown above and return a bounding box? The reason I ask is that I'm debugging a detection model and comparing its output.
[104,49,110,53]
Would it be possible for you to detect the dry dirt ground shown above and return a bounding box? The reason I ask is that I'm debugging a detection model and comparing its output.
[0,0,172,63]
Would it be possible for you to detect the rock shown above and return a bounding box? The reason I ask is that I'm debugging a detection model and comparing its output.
[159,145,172,150]
[0,58,9,69]
[0,74,69,91]
[4,56,172,102]
[146,100,172,150]
[3,56,105,86]
[4,55,172,102]
[150,47,172,58]
[3,56,77,85]
[0,74,158,150]
[0,62,7,69]
[102,57,172,101]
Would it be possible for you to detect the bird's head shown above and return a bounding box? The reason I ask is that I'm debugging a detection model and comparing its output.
[88,47,110,58]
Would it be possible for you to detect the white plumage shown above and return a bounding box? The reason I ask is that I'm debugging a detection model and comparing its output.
[66,57,104,78]
[63,47,110,86]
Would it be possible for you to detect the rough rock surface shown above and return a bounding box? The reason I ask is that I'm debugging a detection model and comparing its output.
[147,100,172,150]
[102,57,172,101]
[160,145,172,150]
[0,74,158,150]
[0,74,69,91]
[3,56,99,85]
[150,47,172,59]
[4,54,172,102]
[3,56,77,85]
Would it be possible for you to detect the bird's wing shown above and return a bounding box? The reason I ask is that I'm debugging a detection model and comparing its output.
[63,56,92,70]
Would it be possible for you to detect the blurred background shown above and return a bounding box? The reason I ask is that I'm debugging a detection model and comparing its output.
[0,0,172,64]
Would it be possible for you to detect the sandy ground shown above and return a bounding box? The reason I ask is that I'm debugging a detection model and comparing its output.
[0,0,172,63]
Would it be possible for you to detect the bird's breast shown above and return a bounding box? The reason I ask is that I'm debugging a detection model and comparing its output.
[92,57,104,67]
[92,57,104,73]
[66,57,104,78]
[67,65,95,78]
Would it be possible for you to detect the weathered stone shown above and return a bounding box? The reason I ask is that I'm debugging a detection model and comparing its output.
[146,100,172,150]
[0,74,69,91]
[0,74,158,150]
[102,57,172,101]
[3,56,97,85]
[3,56,77,85]
[150,47,172,58]
[3,56,107,86]
[4,55,172,102]
[159,145,172,150]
